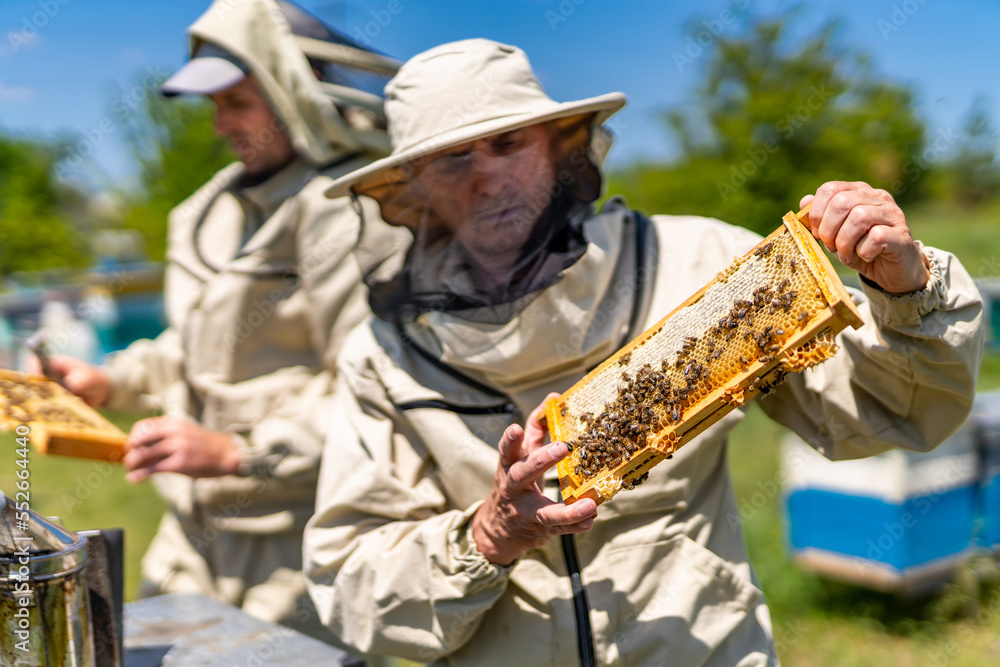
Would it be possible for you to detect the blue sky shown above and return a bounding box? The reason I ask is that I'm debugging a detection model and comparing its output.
[0,0,997,192]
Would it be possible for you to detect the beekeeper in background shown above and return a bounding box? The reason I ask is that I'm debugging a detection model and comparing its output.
[34,0,403,638]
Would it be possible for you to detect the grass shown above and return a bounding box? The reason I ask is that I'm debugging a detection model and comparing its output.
[728,344,1000,666]
[904,200,1000,282]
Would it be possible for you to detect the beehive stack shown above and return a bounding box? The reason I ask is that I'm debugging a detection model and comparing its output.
[546,207,863,505]
[0,370,127,462]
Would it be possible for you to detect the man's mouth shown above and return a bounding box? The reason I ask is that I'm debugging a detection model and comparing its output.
[476,204,526,226]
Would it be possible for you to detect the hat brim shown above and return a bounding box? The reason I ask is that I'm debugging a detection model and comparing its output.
[161,57,247,98]
[324,92,626,199]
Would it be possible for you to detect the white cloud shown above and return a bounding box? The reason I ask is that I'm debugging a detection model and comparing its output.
[0,81,34,103]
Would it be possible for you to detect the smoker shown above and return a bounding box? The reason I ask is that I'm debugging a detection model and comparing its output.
[1,489,123,667]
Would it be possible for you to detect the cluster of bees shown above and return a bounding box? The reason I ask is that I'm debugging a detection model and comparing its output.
[0,379,53,403]
[0,378,94,428]
[555,225,855,503]
[565,274,808,484]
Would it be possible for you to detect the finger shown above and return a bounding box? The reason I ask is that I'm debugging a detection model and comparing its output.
[497,423,526,470]
[125,457,175,484]
[832,204,881,267]
[25,356,43,376]
[815,189,868,252]
[127,417,169,451]
[854,223,891,264]
[507,441,568,490]
[524,394,558,453]
[798,193,815,211]
[535,497,597,527]
[123,440,171,473]
[126,468,153,484]
[808,181,868,236]
[559,517,596,535]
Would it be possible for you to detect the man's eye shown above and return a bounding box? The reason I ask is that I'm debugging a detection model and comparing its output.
[430,153,470,175]
[492,137,521,153]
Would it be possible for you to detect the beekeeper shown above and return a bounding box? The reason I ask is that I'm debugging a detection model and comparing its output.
[37,0,403,637]
[302,39,984,665]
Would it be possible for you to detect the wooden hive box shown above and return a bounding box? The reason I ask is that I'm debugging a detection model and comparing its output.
[545,207,864,505]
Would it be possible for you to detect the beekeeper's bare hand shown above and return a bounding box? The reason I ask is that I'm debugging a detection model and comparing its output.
[123,416,242,483]
[472,395,597,566]
[801,181,929,294]
[27,354,111,408]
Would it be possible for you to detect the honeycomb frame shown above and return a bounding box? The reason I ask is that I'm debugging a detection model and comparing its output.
[545,207,864,505]
[0,369,127,462]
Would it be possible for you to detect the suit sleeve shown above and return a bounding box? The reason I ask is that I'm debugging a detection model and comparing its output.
[759,245,985,460]
[103,326,185,413]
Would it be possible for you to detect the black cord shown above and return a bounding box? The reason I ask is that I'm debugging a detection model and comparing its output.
[560,532,597,667]
[557,484,597,667]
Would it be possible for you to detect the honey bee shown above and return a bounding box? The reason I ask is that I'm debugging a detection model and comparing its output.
[754,241,774,257]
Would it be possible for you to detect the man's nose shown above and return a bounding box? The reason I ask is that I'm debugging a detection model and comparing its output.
[213,107,233,137]
[470,154,511,196]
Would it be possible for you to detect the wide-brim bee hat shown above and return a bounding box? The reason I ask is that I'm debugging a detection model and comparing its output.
[324,38,626,216]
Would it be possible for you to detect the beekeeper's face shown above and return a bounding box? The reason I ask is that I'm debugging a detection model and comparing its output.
[210,76,296,176]
[413,122,558,273]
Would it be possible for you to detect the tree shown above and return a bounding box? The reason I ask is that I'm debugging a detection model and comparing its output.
[946,97,1000,208]
[0,135,89,276]
[118,86,235,260]
[607,14,928,236]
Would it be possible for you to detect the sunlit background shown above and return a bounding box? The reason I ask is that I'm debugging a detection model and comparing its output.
[2,1,1000,665]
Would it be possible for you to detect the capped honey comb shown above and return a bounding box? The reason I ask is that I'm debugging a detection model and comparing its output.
[0,369,127,462]
[545,207,863,505]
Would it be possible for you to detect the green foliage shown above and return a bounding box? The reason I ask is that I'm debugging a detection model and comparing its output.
[118,90,235,260]
[0,136,89,276]
[944,97,1000,209]
[608,15,927,235]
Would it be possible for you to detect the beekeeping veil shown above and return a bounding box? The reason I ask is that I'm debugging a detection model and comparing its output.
[162,0,399,163]
[325,39,627,324]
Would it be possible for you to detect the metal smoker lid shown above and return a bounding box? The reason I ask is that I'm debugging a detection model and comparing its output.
[0,488,88,580]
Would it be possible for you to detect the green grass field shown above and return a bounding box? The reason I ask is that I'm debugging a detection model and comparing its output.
[1,200,997,664]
